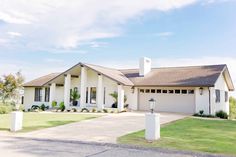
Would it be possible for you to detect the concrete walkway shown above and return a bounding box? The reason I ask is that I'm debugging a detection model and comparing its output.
[18,112,187,143]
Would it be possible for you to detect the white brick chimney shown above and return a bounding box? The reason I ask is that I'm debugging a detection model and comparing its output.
[139,57,151,76]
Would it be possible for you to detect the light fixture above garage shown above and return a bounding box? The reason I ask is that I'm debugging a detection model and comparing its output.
[199,87,204,95]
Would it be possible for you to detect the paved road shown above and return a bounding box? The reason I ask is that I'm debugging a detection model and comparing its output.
[18,112,187,143]
[0,136,223,157]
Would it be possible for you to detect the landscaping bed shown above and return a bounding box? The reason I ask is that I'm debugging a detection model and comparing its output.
[0,112,100,132]
[118,118,236,156]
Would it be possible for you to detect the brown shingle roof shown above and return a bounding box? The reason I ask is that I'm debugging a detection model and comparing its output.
[120,64,226,87]
[23,73,60,87]
[81,63,134,86]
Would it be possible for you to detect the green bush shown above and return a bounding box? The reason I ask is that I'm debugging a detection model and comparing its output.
[40,104,46,111]
[52,101,57,108]
[92,108,96,112]
[59,102,65,112]
[72,108,77,112]
[81,108,89,112]
[0,105,13,114]
[215,110,228,119]
[31,105,40,111]
[103,109,108,113]
[230,96,236,119]
[199,110,204,116]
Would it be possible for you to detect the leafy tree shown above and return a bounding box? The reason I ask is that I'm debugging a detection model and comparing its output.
[0,71,24,104]
[229,96,236,119]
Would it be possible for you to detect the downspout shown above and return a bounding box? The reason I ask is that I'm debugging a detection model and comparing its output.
[208,87,211,115]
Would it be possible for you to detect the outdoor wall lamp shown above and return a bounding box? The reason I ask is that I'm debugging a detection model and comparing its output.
[199,87,204,95]
[149,98,156,114]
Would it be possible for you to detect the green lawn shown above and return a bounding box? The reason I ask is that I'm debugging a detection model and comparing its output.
[0,112,100,132]
[118,118,236,156]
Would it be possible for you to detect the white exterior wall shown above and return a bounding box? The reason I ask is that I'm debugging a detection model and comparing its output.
[195,87,210,114]
[211,73,229,114]
[55,86,64,104]
[124,86,138,110]
[23,87,50,110]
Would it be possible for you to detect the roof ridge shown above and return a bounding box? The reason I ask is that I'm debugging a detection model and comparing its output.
[118,64,226,71]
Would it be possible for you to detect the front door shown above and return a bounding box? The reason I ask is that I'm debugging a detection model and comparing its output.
[90,87,96,104]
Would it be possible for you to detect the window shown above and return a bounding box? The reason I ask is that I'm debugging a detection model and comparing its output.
[162,90,167,93]
[145,89,150,93]
[188,90,194,94]
[225,91,228,102]
[34,88,42,102]
[156,89,162,93]
[86,87,88,103]
[140,89,144,93]
[103,87,106,104]
[168,90,174,94]
[175,90,180,94]
[44,87,50,102]
[182,90,187,94]
[90,87,96,104]
[151,89,155,93]
[215,89,220,103]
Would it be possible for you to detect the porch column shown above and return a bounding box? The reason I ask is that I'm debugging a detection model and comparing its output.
[64,74,71,109]
[49,83,56,106]
[117,84,124,112]
[97,74,104,110]
[79,66,87,108]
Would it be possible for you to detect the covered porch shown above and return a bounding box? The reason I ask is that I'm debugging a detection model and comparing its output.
[45,63,132,112]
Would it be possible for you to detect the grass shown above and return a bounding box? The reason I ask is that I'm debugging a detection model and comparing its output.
[118,118,236,156]
[0,112,100,132]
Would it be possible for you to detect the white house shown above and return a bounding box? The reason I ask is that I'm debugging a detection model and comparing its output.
[23,57,234,115]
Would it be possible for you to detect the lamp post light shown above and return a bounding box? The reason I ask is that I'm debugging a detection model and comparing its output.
[149,98,156,114]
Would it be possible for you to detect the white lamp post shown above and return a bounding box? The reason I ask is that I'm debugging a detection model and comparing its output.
[145,98,160,141]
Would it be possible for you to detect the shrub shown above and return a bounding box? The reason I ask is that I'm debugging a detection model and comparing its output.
[103,109,108,113]
[0,105,13,114]
[199,110,204,116]
[52,101,57,108]
[92,108,96,112]
[229,96,236,119]
[81,108,89,112]
[215,110,228,119]
[67,109,71,112]
[40,104,46,111]
[59,102,65,112]
[72,108,77,112]
[31,105,40,111]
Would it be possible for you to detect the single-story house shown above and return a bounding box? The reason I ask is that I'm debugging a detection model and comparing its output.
[23,57,234,114]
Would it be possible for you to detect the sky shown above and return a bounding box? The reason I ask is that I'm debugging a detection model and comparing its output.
[0,0,236,95]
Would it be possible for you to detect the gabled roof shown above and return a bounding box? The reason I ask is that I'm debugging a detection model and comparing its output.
[23,73,60,87]
[23,63,234,91]
[81,63,134,86]
[120,64,234,89]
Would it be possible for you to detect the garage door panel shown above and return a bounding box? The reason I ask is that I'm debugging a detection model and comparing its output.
[139,89,195,114]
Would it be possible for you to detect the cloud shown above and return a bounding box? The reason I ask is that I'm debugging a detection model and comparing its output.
[0,0,197,52]
[7,31,22,37]
[155,32,174,37]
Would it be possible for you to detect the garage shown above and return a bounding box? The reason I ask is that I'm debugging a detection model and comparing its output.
[138,88,195,114]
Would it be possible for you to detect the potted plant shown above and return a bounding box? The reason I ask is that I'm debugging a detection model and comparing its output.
[109,91,127,108]
[70,89,80,106]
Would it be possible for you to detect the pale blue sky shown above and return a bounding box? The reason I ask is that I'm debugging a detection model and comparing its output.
[0,0,236,96]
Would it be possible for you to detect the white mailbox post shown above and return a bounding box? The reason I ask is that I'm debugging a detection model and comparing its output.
[10,108,23,132]
[145,98,160,141]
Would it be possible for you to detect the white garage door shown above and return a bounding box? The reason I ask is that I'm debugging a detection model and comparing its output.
[138,88,195,114]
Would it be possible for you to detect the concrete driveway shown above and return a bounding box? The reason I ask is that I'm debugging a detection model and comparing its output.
[19,112,187,143]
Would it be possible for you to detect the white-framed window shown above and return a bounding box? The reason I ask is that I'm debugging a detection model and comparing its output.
[157,89,162,93]
[188,90,194,94]
[34,88,42,102]
[162,90,167,93]
[151,89,156,93]
[181,90,187,94]
[225,91,228,102]
[140,89,144,93]
[169,90,174,94]
[145,89,150,93]
[44,87,50,102]
[215,89,220,103]
[175,89,180,94]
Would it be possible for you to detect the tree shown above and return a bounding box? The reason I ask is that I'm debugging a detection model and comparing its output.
[0,71,24,104]
[70,88,80,106]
